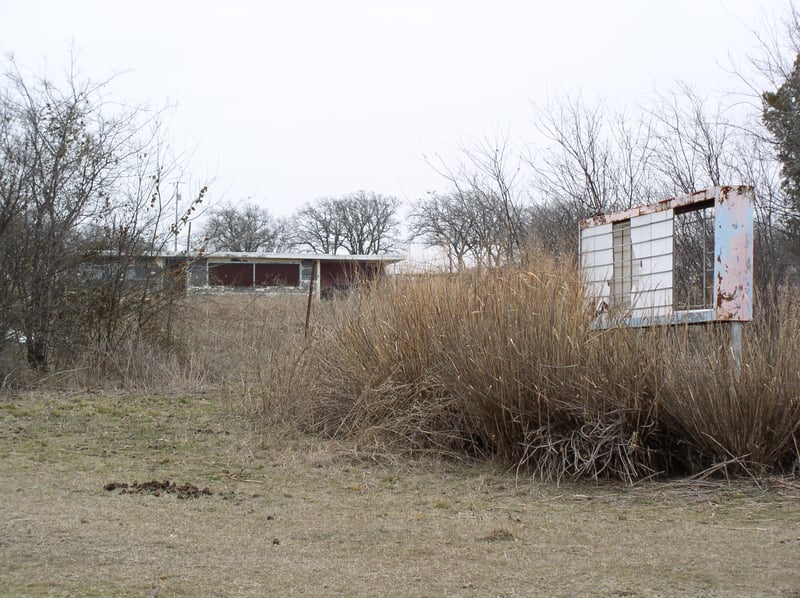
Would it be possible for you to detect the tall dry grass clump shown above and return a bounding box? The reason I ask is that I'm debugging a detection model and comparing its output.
[298,254,663,481]
[285,251,799,481]
[658,291,800,476]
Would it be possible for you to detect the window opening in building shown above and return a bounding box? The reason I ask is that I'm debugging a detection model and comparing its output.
[673,202,715,311]
[611,220,632,310]
[209,262,300,288]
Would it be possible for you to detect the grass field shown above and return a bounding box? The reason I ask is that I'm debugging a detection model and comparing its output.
[1,390,799,597]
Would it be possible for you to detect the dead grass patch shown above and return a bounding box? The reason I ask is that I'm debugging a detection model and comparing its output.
[1,391,799,596]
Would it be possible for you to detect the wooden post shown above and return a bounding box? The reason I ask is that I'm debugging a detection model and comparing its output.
[304,261,316,338]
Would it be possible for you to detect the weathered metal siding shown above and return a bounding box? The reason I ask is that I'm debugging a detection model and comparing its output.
[580,186,754,326]
[713,186,754,321]
[628,208,673,321]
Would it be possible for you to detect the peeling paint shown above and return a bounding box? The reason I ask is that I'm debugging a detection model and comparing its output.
[580,186,754,327]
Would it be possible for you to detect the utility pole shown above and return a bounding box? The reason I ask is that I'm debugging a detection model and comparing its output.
[173,181,181,252]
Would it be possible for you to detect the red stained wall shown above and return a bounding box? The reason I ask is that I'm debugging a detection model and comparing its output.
[319,261,379,291]
[210,263,300,287]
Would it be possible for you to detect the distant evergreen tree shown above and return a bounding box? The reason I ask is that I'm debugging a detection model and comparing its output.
[763,54,800,248]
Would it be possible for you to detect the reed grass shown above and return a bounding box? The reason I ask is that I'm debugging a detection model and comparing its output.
[272,252,800,481]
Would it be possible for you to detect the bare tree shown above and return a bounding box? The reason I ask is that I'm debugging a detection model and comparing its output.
[425,131,529,265]
[290,197,345,254]
[533,96,618,217]
[534,95,659,212]
[740,2,800,285]
[338,191,401,255]
[647,85,737,197]
[529,95,657,254]
[290,191,401,255]
[527,197,585,257]
[0,59,137,368]
[0,56,205,372]
[201,201,285,252]
[409,191,472,271]
[409,188,503,271]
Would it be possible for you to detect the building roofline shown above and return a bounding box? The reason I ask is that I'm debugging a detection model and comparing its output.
[154,251,405,263]
[579,185,753,229]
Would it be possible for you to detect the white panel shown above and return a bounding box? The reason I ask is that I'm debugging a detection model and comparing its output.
[580,233,613,253]
[580,234,599,252]
[630,239,651,259]
[640,256,672,280]
[583,265,613,284]
[652,288,673,310]
[594,231,614,251]
[652,236,672,257]
[649,271,672,290]
[585,280,609,298]
[643,283,671,313]
[584,222,614,235]
[583,223,613,238]
[591,265,613,280]
[583,248,613,270]
[636,257,656,274]
[647,254,673,275]
[649,220,672,240]
[630,228,651,248]
[650,209,672,223]
[635,291,652,309]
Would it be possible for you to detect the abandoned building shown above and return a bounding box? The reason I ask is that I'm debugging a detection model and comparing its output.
[82,251,405,299]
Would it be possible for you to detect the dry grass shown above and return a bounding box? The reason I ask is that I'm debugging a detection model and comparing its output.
[659,294,800,474]
[7,248,797,483]
[254,252,800,481]
[179,292,312,423]
[1,390,799,597]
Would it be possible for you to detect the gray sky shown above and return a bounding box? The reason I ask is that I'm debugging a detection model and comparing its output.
[0,0,791,218]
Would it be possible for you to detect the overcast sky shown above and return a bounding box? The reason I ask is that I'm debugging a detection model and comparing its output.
[0,0,793,220]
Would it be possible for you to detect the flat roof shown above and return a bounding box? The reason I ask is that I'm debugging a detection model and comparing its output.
[158,251,405,263]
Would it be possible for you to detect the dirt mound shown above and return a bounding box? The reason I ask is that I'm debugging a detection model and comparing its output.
[104,479,213,499]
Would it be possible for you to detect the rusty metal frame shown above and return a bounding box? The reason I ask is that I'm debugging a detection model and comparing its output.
[579,186,754,328]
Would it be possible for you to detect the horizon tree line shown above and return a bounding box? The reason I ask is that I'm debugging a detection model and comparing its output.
[4,1,800,375]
